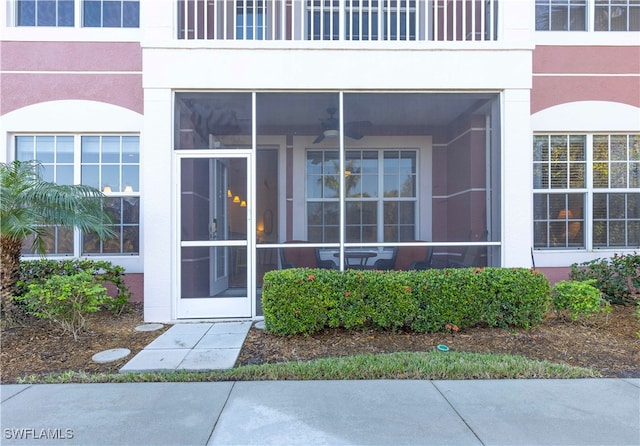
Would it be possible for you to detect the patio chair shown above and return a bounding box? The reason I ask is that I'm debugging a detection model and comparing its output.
[448,231,488,268]
[372,242,433,271]
[279,240,337,269]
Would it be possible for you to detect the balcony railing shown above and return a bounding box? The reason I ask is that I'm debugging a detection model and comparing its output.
[177,1,498,42]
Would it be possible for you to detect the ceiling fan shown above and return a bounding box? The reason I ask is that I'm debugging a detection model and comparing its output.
[313,107,372,144]
[184,99,245,145]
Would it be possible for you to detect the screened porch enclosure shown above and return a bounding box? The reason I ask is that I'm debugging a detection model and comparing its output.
[174,92,501,313]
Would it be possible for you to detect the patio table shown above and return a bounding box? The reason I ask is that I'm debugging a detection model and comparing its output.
[333,251,377,268]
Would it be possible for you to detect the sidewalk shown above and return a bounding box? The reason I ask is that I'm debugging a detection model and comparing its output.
[2,379,638,445]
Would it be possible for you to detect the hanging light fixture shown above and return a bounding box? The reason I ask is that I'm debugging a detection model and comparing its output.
[103,185,112,193]
[240,200,247,208]
[233,195,240,203]
[324,129,339,138]
[227,189,232,198]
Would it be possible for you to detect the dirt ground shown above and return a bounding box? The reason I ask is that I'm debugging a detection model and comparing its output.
[1,304,168,383]
[2,303,639,383]
[237,304,640,378]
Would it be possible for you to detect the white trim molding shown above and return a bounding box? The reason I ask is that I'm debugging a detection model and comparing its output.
[1,100,143,143]
[531,101,640,132]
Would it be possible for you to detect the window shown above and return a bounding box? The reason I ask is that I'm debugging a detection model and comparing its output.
[83,0,139,27]
[17,0,74,26]
[306,149,417,243]
[16,134,140,256]
[81,136,140,254]
[592,135,640,247]
[533,135,586,248]
[16,136,76,254]
[15,0,140,28]
[535,0,587,31]
[533,134,640,250]
[306,150,340,241]
[595,0,640,31]
[236,0,265,39]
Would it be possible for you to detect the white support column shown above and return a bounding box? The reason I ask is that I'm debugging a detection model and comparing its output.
[501,88,533,268]
[143,88,174,322]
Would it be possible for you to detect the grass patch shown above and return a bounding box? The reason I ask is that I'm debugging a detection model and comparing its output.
[15,351,599,384]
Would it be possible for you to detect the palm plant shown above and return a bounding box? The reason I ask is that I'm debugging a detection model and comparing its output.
[1,160,113,317]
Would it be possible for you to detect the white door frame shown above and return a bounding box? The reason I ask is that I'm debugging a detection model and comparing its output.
[175,149,253,319]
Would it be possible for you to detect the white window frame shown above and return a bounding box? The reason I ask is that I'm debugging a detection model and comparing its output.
[16,135,78,256]
[4,0,141,42]
[534,0,640,46]
[82,0,140,28]
[10,0,140,28]
[79,134,141,255]
[533,132,640,252]
[533,134,588,250]
[14,0,76,27]
[14,133,141,259]
[594,0,640,31]
[534,0,588,32]
[591,134,640,248]
[305,148,419,244]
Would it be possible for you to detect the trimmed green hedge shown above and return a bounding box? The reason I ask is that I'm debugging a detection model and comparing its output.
[262,267,550,335]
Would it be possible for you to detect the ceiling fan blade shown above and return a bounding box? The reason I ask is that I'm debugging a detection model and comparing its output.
[345,121,372,140]
[346,120,372,128]
[313,134,325,144]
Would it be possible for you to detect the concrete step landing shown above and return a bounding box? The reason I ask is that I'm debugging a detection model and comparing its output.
[120,321,252,373]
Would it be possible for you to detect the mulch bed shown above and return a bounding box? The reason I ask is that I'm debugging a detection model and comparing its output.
[2,303,639,383]
[236,304,640,378]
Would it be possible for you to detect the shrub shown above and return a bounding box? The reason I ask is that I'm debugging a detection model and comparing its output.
[262,267,550,335]
[480,268,551,329]
[551,280,611,322]
[332,270,419,331]
[15,272,110,339]
[16,259,132,314]
[410,268,485,332]
[411,268,550,331]
[261,268,338,335]
[569,253,640,305]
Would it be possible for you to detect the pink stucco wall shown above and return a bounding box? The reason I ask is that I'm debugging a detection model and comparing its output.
[1,73,143,115]
[533,46,640,74]
[432,114,487,244]
[102,272,143,303]
[2,41,142,71]
[531,45,640,114]
[532,76,640,114]
[537,267,571,286]
[0,41,143,115]
[446,117,487,241]
[124,273,144,303]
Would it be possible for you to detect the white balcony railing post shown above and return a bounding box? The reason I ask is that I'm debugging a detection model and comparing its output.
[176,0,498,42]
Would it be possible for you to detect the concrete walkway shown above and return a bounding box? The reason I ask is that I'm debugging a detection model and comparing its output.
[1,379,638,445]
[120,321,252,373]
